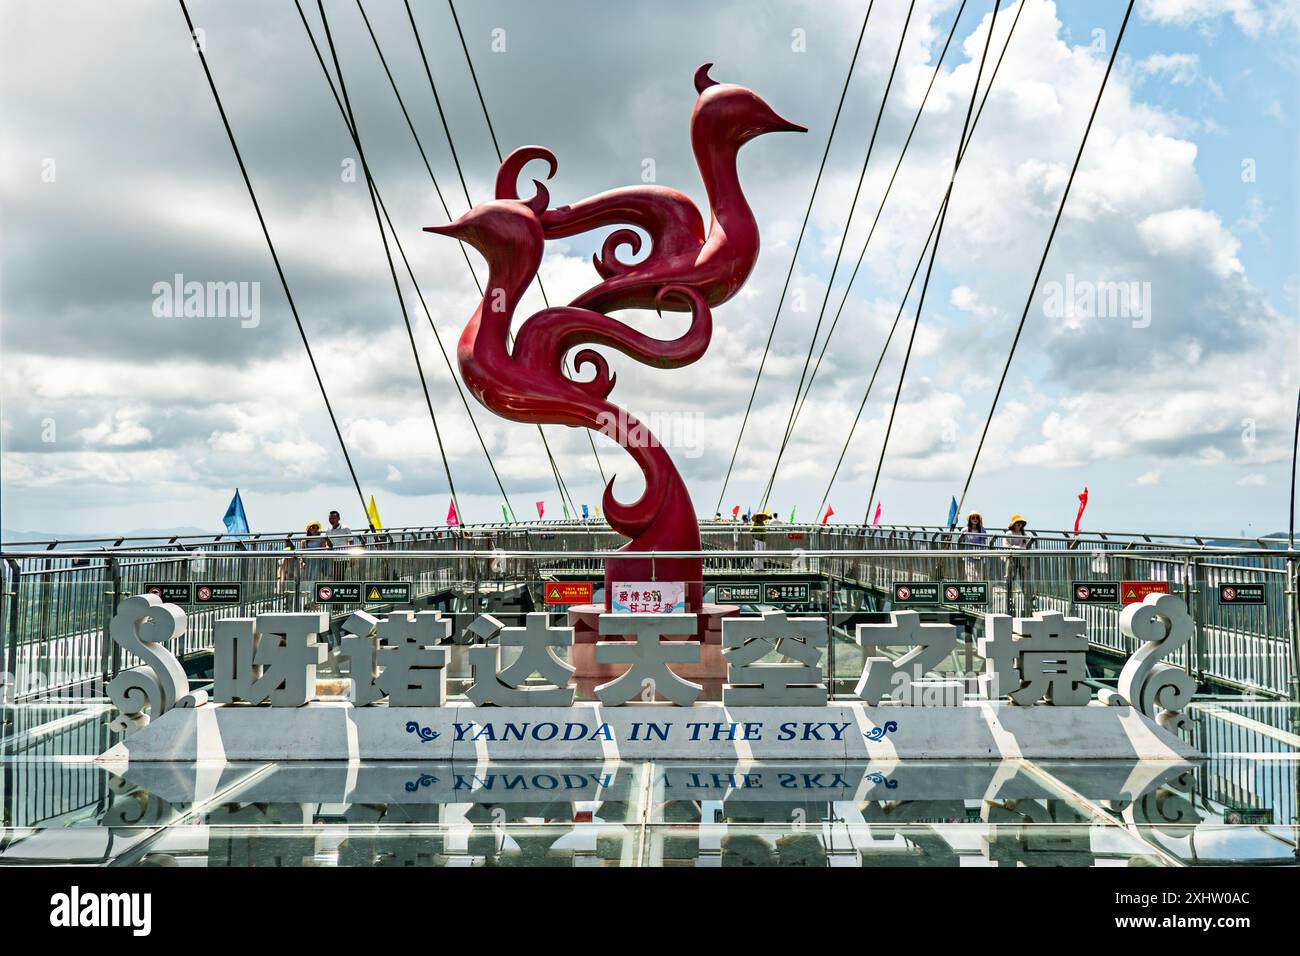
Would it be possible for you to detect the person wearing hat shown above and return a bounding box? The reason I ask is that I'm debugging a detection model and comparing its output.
[958,512,989,582]
[751,510,771,570]
[302,520,331,601]
[1002,514,1034,614]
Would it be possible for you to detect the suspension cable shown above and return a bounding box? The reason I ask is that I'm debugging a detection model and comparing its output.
[317,0,463,523]
[294,0,515,519]
[954,0,1136,520]
[863,0,1002,523]
[354,0,483,296]
[712,2,875,514]
[815,2,1025,516]
[176,0,372,528]
[445,0,611,499]
[759,0,915,512]
[404,0,580,519]
[792,0,1025,438]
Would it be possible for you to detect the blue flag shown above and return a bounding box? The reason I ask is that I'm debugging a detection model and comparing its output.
[946,496,958,529]
[223,489,249,535]
[581,504,590,520]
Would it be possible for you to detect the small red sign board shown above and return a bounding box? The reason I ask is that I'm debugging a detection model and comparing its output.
[544,581,594,605]
[1121,580,1171,605]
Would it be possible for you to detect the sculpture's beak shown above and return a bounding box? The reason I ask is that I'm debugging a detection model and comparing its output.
[768,111,807,134]
[422,222,461,238]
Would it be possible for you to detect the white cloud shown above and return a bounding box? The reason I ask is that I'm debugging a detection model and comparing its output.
[1136,471,1162,485]
[1137,208,1244,279]
[1137,52,1201,85]
[1139,0,1300,36]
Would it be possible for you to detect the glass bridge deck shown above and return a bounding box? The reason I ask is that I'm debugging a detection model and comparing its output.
[3,696,1295,867]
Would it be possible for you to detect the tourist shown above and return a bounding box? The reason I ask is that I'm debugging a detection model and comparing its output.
[326,509,353,548]
[958,511,989,582]
[1002,514,1035,614]
[302,520,330,601]
[751,510,770,570]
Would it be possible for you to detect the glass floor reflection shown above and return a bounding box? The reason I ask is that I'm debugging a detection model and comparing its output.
[2,699,1296,866]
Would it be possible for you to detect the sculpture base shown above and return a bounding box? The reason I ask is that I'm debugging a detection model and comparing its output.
[567,603,737,700]
[98,700,1201,764]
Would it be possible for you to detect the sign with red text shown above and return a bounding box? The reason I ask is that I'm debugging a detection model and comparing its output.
[544,581,594,605]
[1121,580,1171,605]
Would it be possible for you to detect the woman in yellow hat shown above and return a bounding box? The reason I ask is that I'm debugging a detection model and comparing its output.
[302,520,330,597]
[1003,514,1034,613]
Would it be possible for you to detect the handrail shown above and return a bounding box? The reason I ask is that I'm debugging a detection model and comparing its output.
[3,520,1293,552]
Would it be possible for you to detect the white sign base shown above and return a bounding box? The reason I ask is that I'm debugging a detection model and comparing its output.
[98,700,1199,764]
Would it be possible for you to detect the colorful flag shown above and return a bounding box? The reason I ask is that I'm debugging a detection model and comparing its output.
[582,504,590,521]
[731,505,740,519]
[872,502,882,526]
[595,505,601,521]
[446,499,459,526]
[222,489,249,535]
[366,495,383,531]
[946,496,958,529]
[788,506,796,523]
[1074,486,1089,534]
[562,503,569,520]
[501,503,511,524]
[821,505,834,525]
[535,500,545,519]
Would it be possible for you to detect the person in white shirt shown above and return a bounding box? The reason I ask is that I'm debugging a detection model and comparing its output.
[326,510,353,548]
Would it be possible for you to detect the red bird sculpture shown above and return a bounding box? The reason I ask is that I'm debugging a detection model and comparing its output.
[427,64,802,610]
[495,64,805,314]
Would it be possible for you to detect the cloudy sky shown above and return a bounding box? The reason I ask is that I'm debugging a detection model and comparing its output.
[2,0,1297,538]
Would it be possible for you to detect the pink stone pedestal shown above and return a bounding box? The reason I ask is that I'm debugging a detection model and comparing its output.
[567,603,738,701]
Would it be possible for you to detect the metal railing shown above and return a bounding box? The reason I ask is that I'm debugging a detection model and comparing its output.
[3,522,1296,702]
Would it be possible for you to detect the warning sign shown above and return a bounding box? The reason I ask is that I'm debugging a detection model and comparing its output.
[315,582,361,604]
[1218,583,1265,606]
[1072,581,1119,604]
[366,582,412,603]
[941,581,988,605]
[1121,580,1171,605]
[142,582,193,604]
[764,583,811,604]
[544,581,594,605]
[893,582,940,605]
[716,583,762,603]
[193,582,241,605]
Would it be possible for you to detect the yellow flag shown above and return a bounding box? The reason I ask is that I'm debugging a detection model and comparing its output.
[366,495,383,531]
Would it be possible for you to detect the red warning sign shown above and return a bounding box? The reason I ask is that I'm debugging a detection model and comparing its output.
[1121,580,1171,605]
[544,581,594,605]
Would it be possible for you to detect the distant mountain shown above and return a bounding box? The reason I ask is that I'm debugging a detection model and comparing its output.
[1,526,213,544]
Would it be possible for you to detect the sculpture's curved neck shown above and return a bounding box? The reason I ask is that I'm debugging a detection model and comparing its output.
[692,133,755,247]
[463,243,541,363]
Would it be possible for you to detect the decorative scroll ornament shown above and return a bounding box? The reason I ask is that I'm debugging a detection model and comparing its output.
[1103,592,1197,733]
[106,594,207,735]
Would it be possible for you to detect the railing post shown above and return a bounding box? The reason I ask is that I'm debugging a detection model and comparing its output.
[1287,557,1299,703]
[3,558,20,701]
[1192,556,1205,685]
[103,556,122,685]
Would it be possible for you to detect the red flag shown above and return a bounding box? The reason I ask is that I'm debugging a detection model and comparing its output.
[535,500,545,519]
[446,499,460,526]
[872,502,882,526]
[1074,487,1089,534]
[821,505,834,525]
[731,505,740,518]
